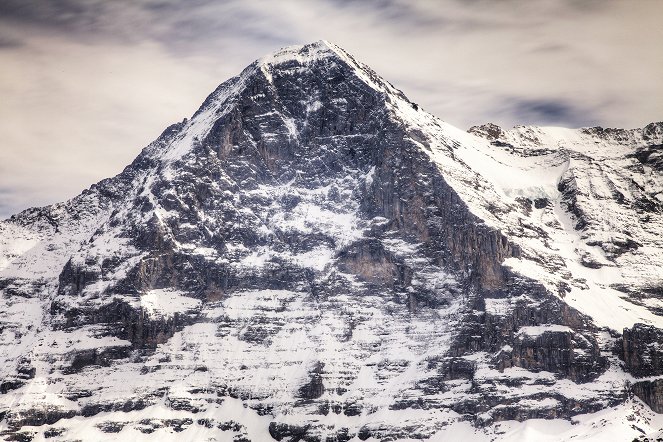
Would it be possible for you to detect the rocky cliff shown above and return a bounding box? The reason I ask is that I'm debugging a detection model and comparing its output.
[1,41,663,441]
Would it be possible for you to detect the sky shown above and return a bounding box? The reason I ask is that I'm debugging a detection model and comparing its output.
[0,0,662,218]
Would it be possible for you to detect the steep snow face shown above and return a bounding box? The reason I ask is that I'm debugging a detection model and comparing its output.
[456,122,663,332]
[0,41,662,441]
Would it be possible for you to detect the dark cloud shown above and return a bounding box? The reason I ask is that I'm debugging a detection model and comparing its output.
[0,0,300,58]
[504,98,599,127]
[0,34,22,49]
[0,0,105,32]
[324,0,448,29]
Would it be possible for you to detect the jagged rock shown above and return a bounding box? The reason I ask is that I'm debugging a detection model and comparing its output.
[468,123,504,140]
[43,428,65,438]
[622,324,663,377]
[510,327,603,382]
[298,361,325,400]
[63,345,132,374]
[269,422,314,441]
[632,380,663,413]
[96,421,125,433]
[3,406,77,431]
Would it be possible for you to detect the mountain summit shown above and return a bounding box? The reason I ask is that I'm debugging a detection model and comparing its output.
[1,41,663,441]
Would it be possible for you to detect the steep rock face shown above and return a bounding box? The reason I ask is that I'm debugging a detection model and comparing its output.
[622,324,663,378]
[632,380,663,414]
[48,40,519,354]
[1,41,662,441]
[621,324,663,412]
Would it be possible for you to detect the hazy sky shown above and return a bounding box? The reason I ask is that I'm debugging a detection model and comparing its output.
[1,0,662,217]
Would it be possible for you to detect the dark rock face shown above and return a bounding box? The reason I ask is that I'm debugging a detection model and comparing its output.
[46,40,520,356]
[0,357,35,394]
[558,169,589,231]
[468,123,504,140]
[298,362,325,401]
[621,324,663,412]
[622,324,663,378]
[57,258,101,296]
[454,276,606,387]
[269,422,315,442]
[510,328,602,382]
[632,380,663,413]
[63,345,133,374]
[2,407,78,432]
[50,296,196,348]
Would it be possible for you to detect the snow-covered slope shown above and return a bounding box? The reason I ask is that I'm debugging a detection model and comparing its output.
[462,123,663,331]
[1,40,662,441]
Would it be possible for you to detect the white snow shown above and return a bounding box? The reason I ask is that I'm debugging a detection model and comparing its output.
[516,324,573,337]
[0,222,39,271]
[484,298,512,316]
[306,99,323,113]
[140,289,201,318]
[431,399,663,442]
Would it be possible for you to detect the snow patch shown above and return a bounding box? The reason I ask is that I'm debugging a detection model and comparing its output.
[140,289,201,318]
[516,324,572,337]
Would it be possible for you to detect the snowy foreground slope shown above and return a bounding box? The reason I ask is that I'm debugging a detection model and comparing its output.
[1,41,663,441]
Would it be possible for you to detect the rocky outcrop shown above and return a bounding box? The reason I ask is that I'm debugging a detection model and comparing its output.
[1,406,77,433]
[63,345,133,374]
[632,380,663,414]
[452,275,605,384]
[510,327,602,382]
[622,324,663,378]
[0,358,35,395]
[57,258,101,297]
[297,362,325,401]
[620,324,663,413]
[468,123,504,141]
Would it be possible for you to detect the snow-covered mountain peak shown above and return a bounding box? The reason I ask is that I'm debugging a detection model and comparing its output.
[134,40,416,167]
[2,42,663,441]
[257,39,340,66]
[257,40,412,109]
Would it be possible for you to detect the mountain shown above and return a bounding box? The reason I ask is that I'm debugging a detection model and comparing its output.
[1,40,662,441]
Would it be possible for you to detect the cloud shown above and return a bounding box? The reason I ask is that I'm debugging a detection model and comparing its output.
[0,35,227,218]
[0,0,661,217]
[501,98,600,128]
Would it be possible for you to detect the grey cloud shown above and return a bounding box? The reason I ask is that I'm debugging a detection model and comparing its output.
[0,35,22,49]
[503,98,600,128]
[0,0,107,32]
[528,43,568,54]
[0,1,294,52]
[323,0,448,29]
